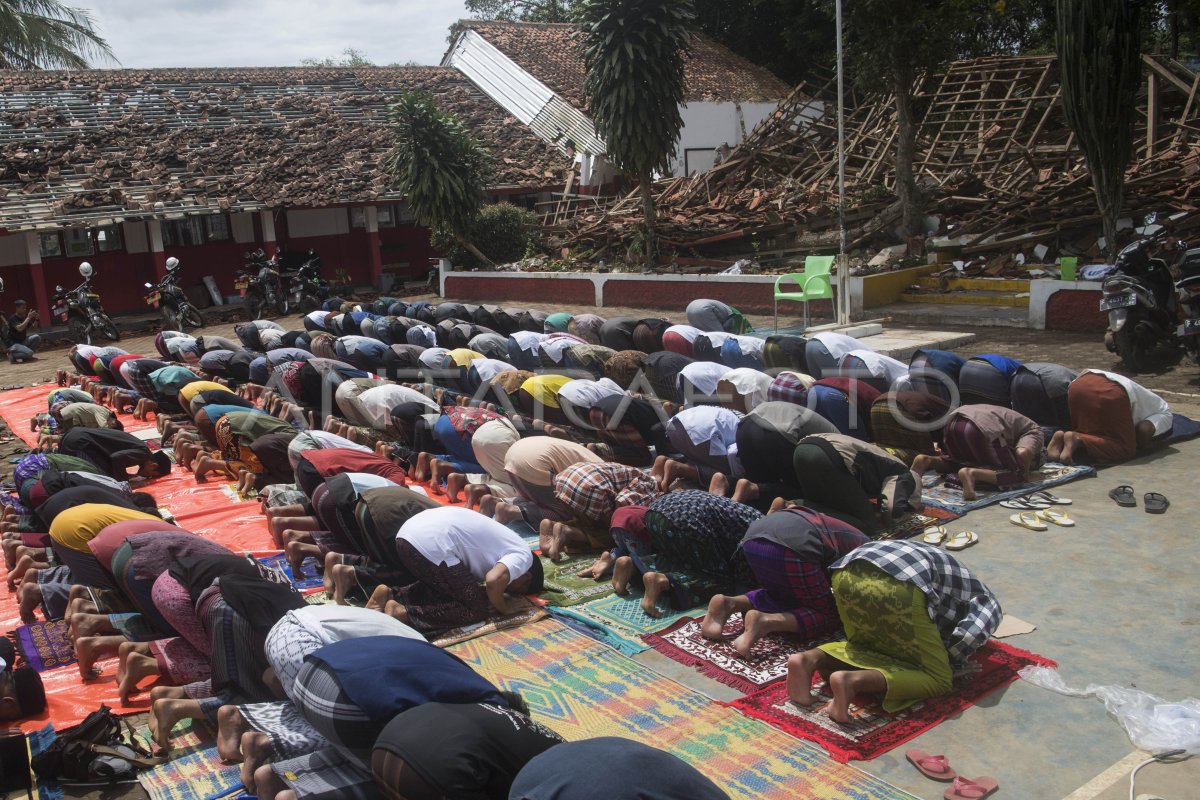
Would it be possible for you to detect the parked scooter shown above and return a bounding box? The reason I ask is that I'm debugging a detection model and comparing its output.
[1101,214,1185,371]
[235,249,288,320]
[144,256,204,332]
[286,249,329,312]
[51,262,120,345]
[1175,246,1200,364]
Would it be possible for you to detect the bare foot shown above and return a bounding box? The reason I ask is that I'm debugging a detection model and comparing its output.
[540,520,566,562]
[701,594,735,640]
[641,571,669,619]
[240,731,271,790]
[708,472,729,497]
[576,550,613,580]
[957,467,977,501]
[75,635,120,679]
[119,651,159,704]
[150,698,195,752]
[365,584,392,612]
[382,599,411,623]
[732,609,765,658]
[216,705,249,762]
[786,649,824,707]
[330,563,358,605]
[611,555,635,596]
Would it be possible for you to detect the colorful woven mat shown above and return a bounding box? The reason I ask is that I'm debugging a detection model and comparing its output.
[548,591,699,656]
[537,553,615,607]
[449,620,917,800]
[137,719,242,800]
[14,619,76,672]
[643,613,832,694]
[729,639,1057,762]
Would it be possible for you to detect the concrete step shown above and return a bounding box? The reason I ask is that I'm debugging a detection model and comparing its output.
[913,275,1031,292]
[875,301,1029,328]
[898,290,1030,307]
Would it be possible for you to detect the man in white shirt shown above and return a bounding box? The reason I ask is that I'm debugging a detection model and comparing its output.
[1049,369,1172,464]
[385,506,543,633]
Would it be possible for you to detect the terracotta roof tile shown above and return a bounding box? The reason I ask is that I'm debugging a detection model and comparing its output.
[458,20,790,107]
[0,66,565,230]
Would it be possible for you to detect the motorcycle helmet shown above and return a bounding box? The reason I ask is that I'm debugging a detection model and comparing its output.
[166,257,180,271]
[78,261,94,278]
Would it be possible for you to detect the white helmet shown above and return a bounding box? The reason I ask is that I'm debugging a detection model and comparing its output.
[78,261,93,278]
[166,256,180,270]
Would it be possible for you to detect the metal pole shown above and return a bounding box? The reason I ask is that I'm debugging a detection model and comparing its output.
[835,0,849,326]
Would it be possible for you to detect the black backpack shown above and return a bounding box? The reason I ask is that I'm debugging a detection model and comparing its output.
[30,704,164,783]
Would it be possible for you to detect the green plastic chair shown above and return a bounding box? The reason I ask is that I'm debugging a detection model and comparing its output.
[773,255,835,331]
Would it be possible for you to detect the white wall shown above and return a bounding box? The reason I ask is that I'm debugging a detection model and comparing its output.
[123,221,149,253]
[672,101,781,177]
[0,234,27,267]
[287,208,349,239]
[231,212,256,244]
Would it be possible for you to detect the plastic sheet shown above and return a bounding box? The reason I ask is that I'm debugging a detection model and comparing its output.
[1020,666,1200,755]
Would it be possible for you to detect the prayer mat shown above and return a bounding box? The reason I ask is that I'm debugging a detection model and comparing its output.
[1168,412,1200,443]
[13,619,76,672]
[643,613,833,694]
[919,463,1095,515]
[138,719,242,800]
[256,552,323,593]
[450,621,917,800]
[547,592,701,656]
[538,553,616,607]
[729,639,1057,762]
[431,605,549,648]
[876,505,961,541]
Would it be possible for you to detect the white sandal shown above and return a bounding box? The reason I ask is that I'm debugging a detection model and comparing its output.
[945,531,979,550]
[921,525,947,545]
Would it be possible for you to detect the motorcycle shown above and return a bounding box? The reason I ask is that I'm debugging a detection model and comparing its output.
[1100,214,1185,371]
[285,249,329,313]
[1174,246,1200,365]
[235,250,288,320]
[144,256,204,331]
[51,262,120,345]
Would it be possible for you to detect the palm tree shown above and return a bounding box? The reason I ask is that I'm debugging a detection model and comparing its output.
[0,0,115,70]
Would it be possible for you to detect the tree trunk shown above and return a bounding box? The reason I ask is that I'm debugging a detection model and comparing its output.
[640,172,658,269]
[456,234,495,267]
[1089,158,1122,256]
[893,71,922,237]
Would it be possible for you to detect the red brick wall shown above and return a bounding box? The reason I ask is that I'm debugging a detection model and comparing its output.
[1046,288,1107,331]
[603,278,832,316]
[444,275,597,305]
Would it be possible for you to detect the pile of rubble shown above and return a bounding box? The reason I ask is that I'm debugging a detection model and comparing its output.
[560,54,1200,268]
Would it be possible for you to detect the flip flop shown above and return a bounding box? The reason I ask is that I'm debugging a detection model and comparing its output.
[1144,492,1170,514]
[945,531,979,550]
[1036,508,1075,527]
[905,749,957,782]
[921,526,947,545]
[1029,490,1071,505]
[999,497,1051,510]
[1108,485,1136,507]
[944,775,999,799]
[1009,511,1048,531]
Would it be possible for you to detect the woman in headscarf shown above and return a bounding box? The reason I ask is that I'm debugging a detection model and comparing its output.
[702,505,868,657]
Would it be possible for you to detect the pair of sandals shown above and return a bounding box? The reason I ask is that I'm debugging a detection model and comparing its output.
[907,749,999,799]
[1009,508,1075,531]
[998,491,1071,511]
[1109,485,1169,513]
[922,526,978,550]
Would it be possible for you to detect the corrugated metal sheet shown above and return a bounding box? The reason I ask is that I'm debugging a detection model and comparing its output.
[446,30,606,157]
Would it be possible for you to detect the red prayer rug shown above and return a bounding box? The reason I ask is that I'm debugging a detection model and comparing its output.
[642,613,830,694]
[728,639,1056,762]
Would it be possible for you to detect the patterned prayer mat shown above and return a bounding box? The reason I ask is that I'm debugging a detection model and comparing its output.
[730,639,1057,762]
[920,463,1095,515]
[431,605,549,648]
[643,613,832,694]
[538,553,615,607]
[257,552,323,593]
[450,620,918,800]
[13,619,76,672]
[138,719,242,800]
[547,592,700,656]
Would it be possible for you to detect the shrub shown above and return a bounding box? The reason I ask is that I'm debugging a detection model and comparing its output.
[432,202,543,268]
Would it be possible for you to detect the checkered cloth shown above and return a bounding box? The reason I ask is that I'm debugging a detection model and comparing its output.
[553,462,660,522]
[830,539,1002,664]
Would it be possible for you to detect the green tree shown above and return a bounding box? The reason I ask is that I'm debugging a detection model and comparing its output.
[575,0,695,267]
[841,0,972,236]
[464,0,577,20]
[387,91,494,266]
[300,47,375,67]
[0,0,114,69]
[432,202,543,267]
[1056,0,1143,253]
[693,0,833,87]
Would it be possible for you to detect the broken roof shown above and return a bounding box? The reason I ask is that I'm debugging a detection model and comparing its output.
[454,19,791,107]
[0,66,565,232]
